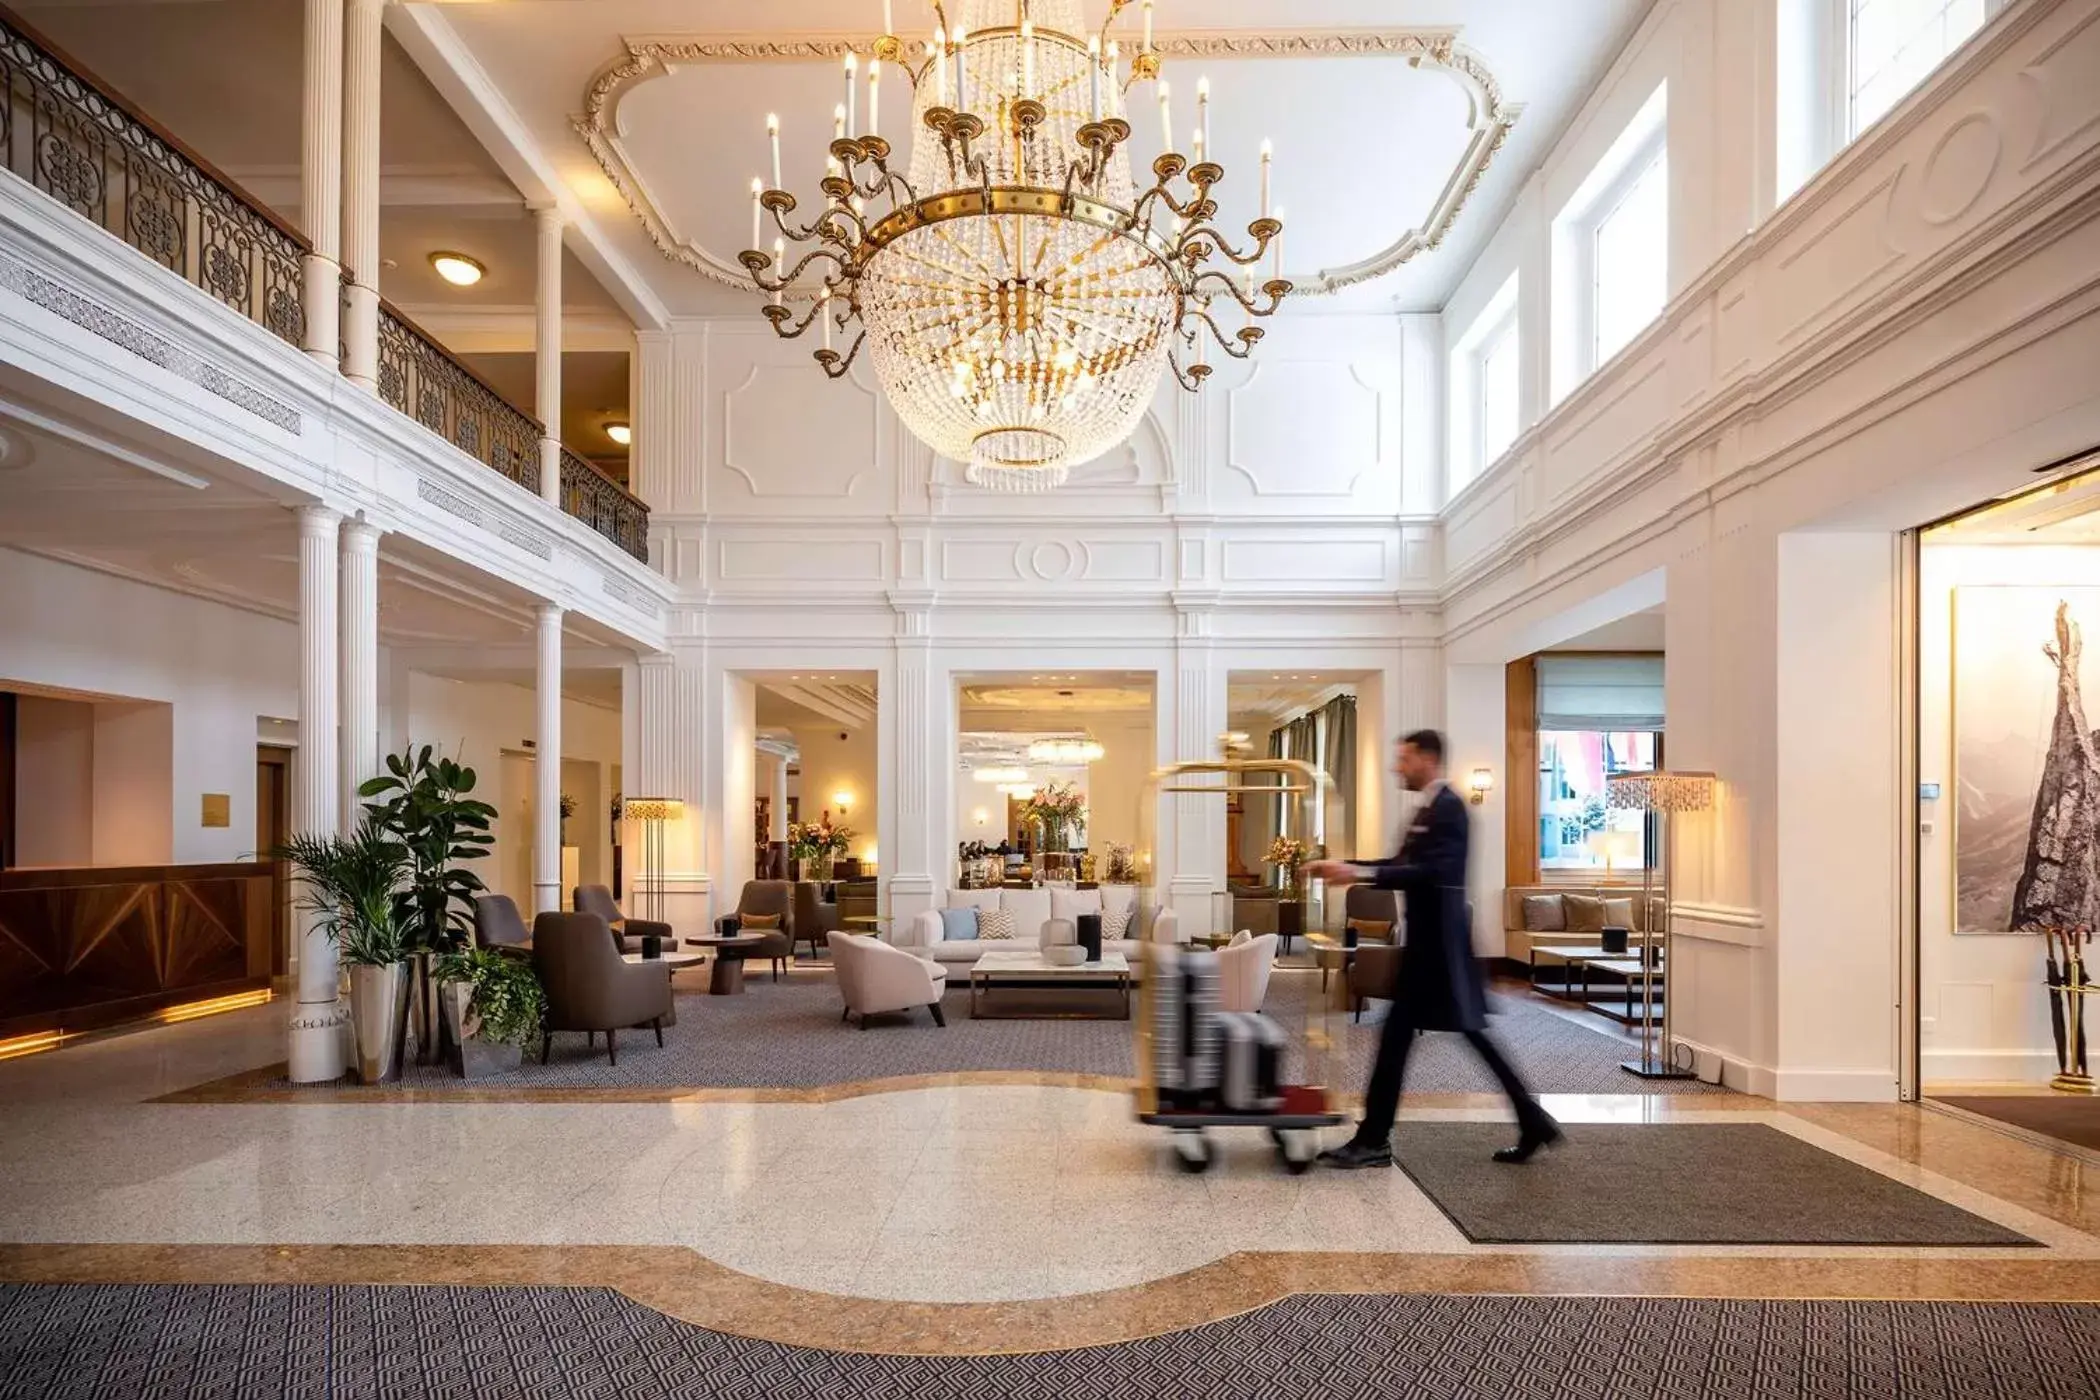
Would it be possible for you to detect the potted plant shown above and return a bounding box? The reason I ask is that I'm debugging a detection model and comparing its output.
[275,816,412,1084]
[357,744,498,1062]
[432,945,545,1078]
[558,792,576,844]
[1019,782,1087,880]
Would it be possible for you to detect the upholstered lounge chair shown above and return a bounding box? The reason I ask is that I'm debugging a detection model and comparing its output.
[1217,932,1279,1013]
[717,879,792,980]
[532,911,673,1065]
[792,881,840,959]
[829,931,947,1027]
[473,893,533,959]
[573,884,671,956]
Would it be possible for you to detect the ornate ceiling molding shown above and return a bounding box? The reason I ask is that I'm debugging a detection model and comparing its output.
[572,29,1519,297]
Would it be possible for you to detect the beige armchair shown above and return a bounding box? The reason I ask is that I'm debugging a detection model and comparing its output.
[829,931,947,1027]
[573,884,671,956]
[1217,933,1278,1013]
[532,912,673,1065]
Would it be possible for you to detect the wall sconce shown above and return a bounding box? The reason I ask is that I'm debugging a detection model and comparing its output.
[1465,767,1495,805]
[971,806,990,826]
[832,790,853,815]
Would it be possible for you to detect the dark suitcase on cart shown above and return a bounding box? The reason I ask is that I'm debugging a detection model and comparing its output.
[1217,1011,1285,1112]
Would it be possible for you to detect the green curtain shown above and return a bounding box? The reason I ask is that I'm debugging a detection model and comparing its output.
[1321,694,1356,858]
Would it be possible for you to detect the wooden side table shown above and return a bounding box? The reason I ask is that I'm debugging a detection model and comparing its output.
[688,933,769,994]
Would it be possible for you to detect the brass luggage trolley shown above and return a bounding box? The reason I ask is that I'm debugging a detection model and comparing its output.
[1135,735,1346,1174]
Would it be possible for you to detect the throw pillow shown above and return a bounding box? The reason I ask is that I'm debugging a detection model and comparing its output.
[1229,929,1252,947]
[1520,895,1567,932]
[740,912,782,930]
[976,907,1018,940]
[1562,894,1607,933]
[939,907,979,941]
[1603,897,1634,930]
[1347,918,1396,943]
[1101,906,1134,942]
[1049,886,1104,923]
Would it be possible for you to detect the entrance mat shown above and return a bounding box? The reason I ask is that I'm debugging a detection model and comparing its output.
[1939,1096,2100,1153]
[1392,1122,2036,1246]
[3,1285,2099,1399]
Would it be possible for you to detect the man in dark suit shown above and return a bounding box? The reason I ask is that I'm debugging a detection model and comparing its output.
[1308,729,1560,1168]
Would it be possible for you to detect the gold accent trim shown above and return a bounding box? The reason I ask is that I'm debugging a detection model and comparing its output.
[4,1244,2096,1358]
[571,29,1519,295]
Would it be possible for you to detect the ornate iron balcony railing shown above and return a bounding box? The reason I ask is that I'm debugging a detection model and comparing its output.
[0,5,651,564]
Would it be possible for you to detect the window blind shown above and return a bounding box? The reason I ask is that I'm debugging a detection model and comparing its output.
[1535,655,1664,731]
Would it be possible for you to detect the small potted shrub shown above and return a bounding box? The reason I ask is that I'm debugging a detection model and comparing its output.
[276,816,412,1084]
[433,946,546,1078]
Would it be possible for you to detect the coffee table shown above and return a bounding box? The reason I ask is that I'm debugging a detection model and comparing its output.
[622,950,704,970]
[686,933,771,994]
[968,950,1132,1020]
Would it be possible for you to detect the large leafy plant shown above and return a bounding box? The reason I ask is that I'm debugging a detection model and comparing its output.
[433,946,546,1048]
[275,816,411,967]
[358,744,497,953]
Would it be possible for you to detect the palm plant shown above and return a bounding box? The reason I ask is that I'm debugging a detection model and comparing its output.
[274,818,410,967]
[357,744,497,953]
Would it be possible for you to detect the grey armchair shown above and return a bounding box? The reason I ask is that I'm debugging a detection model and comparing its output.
[473,894,533,959]
[717,879,792,981]
[792,881,840,959]
[574,884,670,956]
[532,912,673,1065]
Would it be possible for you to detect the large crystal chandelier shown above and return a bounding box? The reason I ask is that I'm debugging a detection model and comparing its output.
[742,0,1290,492]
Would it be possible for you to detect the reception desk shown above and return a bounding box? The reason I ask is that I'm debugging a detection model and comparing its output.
[0,862,275,1039]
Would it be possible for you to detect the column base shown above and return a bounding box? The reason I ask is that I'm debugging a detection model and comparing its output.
[287,998,349,1083]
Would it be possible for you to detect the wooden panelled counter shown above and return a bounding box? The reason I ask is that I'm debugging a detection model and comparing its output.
[0,863,274,1039]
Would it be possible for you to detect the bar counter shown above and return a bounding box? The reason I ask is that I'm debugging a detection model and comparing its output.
[0,862,275,1039]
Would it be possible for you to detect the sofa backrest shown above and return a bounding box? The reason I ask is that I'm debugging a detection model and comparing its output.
[1503,884,1664,933]
[937,883,1150,940]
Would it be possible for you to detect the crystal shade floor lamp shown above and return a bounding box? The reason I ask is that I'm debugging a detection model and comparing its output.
[1606,770,1715,1080]
[622,797,684,928]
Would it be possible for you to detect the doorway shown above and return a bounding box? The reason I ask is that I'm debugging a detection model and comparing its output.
[255,744,291,976]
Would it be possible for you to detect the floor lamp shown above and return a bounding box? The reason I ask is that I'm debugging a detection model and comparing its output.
[1606,770,1715,1080]
[622,797,683,928]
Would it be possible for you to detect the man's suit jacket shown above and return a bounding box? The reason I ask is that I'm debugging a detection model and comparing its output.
[1362,783,1486,1032]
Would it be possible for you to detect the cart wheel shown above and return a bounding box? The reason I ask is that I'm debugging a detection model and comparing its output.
[1173,1130,1214,1175]
[1274,1129,1315,1174]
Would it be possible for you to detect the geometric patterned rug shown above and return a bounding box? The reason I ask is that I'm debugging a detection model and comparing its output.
[4,1285,2099,1398]
[234,971,1728,1098]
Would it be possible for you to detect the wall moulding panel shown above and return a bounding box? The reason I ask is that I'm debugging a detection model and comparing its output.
[0,180,672,652]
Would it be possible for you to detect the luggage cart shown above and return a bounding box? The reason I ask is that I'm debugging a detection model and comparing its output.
[1135,736,1347,1174]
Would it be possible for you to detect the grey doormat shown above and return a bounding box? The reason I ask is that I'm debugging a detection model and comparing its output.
[5,1284,2100,1399]
[1392,1122,2036,1246]
[1938,1095,2100,1152]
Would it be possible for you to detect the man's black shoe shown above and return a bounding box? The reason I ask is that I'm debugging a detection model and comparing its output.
[1491,1121,1564,1165]
[1316,1139,1394,1170]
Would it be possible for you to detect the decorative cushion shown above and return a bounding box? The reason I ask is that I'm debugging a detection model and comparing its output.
[1562,894,1607,933]
[1101,906,1134,942]
[1603,897,1634,930]
[1347,918,1396,943]
[1520,895,1567,932]
[977,907,1019,940]
[1049,886,1104,923]
[939,907,980,942]
[1228,929,1252,947]
[1099,884,1140,920]
[740,912,783,930]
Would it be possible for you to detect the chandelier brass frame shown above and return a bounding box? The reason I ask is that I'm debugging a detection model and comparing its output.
[738,0,1291,489]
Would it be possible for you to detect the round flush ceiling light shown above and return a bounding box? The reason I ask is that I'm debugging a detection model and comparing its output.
[604,421,632,447]
[429,252,485,287]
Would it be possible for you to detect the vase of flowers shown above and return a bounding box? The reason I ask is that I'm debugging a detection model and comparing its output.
[788,812,855,881]
[1019,781,1086,855]
[1266,836,1310,898]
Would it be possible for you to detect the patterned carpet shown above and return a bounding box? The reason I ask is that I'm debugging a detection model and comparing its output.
[287,968,1725,1096]
[4,1284,2098,1399]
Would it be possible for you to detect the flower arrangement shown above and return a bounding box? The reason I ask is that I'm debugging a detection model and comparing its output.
[788,812,854,859]
[1266,836,1311,889]
[1018,781,1087,853]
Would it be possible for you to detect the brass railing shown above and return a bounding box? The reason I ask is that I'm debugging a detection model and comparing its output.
[377,302,541,496]
[0,6,653,562]
[560,445,649,562]
[0,8,306,346]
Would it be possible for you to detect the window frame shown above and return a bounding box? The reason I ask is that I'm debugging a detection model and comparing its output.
[1549,82,1668,403]
[1587,147,1670,369]
[1445,270,1521,495]
[1845,0,1993,141]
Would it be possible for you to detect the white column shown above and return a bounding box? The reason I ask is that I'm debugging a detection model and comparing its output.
[533,604,564,914]
[1165,621,1227,927]
[289,505,346,1083]
[637,649,710,933]
[299,0,343,367]
[338,517,382,830]
[340,0,383,391]
[535,205,564,504]
[882,617,942,922]
[767,756,789,841]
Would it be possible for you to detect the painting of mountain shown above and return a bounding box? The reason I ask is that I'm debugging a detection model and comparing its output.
[1953,586,2100,934]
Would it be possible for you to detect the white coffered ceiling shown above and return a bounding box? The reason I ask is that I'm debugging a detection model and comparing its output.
[416,0,1653,315]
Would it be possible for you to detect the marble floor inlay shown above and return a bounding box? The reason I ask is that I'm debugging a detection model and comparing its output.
[2,998,2099,1356]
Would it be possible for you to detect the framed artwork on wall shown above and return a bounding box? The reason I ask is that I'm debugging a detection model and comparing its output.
[1952,585,2100,934]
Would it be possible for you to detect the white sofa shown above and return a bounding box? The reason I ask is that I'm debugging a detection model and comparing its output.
[900,884,1176,977]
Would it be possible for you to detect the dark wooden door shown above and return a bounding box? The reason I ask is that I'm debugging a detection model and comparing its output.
[255,746,290,976]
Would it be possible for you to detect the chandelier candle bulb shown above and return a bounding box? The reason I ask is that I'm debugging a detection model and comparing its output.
[1271,207,1283,280]
[1260,139,1271,216]
[953,25,968,114]
[1192,127,1203,162]
[843,53,857,138]
[1142,0,1154,54]
[749,176,762,251]
[767,113,782,189]
[771,236,783,307]
[933,27,948,103]
[1088,36,1100,121]
[868,59,880,141]
[833,103,845,142]
[1197,76,1210,152]
[882,0,892,37]
[1021,20,1034,98]
[1158,81,1171,153]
